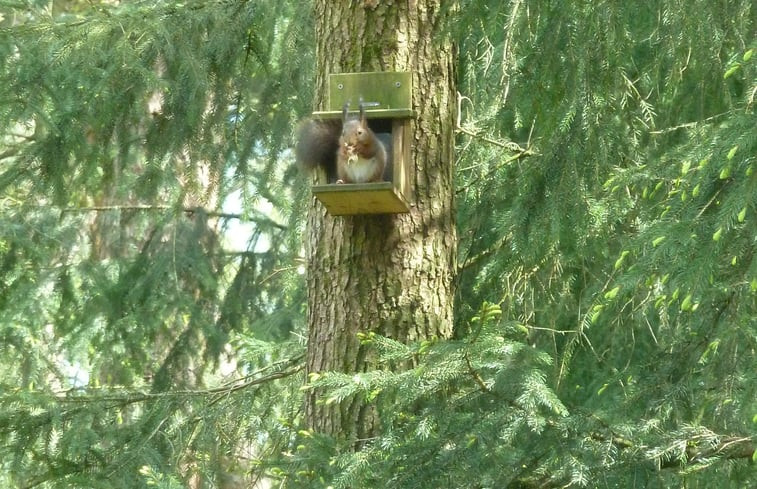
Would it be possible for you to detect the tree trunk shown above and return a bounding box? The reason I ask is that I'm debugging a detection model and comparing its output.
[305,0,457,443]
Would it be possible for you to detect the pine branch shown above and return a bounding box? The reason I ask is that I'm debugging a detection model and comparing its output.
[47,354,304,405]
[648,111,730,134]
[459,233,509,271]
[588,423,754,470]
[517,429,755,489]
[658,436,755,468]
[58,204,288,229]
[454,135,536,195]
[463,352,490,393]
[456,125,534,153]
[208,355,305,406]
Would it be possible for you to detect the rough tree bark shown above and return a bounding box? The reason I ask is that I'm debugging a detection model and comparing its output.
[305,0,456,443]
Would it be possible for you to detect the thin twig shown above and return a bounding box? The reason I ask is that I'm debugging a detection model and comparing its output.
[464,352,490,393]
[57,204,287,229]
[648,112,729,135]
[456,124,532,153]
[459,233,509,271]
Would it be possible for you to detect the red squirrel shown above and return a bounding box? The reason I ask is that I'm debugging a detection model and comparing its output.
[296,103,387,184]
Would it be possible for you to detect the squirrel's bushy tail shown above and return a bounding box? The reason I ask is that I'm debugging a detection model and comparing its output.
[295,119,341,181]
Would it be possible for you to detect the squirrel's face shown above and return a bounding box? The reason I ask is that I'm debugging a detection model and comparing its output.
[341,121,365,142]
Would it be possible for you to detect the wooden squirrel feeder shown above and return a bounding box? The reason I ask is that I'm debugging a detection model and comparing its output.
[312,72,414,215]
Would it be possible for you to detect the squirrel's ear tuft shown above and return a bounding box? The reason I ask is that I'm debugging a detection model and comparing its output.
[342,102,350,121]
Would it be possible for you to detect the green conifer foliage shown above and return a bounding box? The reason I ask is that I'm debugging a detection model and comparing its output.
[1,1,311,487]
[451,0,756,486]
